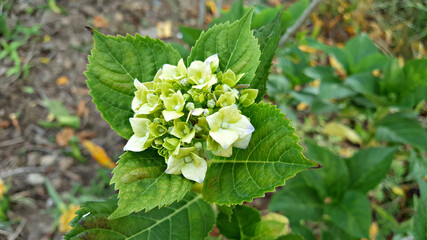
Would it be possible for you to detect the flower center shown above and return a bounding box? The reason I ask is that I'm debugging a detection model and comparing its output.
[221,122,229,129]
[184,156,192,163]
[174,105,181,111]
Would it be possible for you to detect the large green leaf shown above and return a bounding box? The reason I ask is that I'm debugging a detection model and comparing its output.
[203,103,317,204]
[188,10,261,84]
[346,147,396,193]
[344,34,378,64]
[324,191,371,238]
[269,176,323,221]
[376,113,427,151]
[415,180,427,240]
[110,150,193,219]
[65,192,215,240]
[303,141,349,200]
[250,11,282,102]
[86,30,181,139]
[217,205,260,240]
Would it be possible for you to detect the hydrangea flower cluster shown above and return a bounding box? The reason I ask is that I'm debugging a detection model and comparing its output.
[124,54,258,183]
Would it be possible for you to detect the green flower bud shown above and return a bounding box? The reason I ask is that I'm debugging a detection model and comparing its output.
[163,137,180,155]
[186,102,195,111]
[207,99,216,109]
[183,93,191,101]
[221,69,244,87]
[216,92,236,108]
[170,120,195,143]
[194,142,203,149]
[239,89,259,107]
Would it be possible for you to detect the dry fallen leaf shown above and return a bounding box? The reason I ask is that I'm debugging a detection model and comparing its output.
[369,222,379,240]
[77,100,88,117]
[82,140,115,169]
[93,15,108,28]
[0,120,10,129]
[309,79,320,88]
[9,113,20,132]
[0,179,7,198]
[56,75,69,86]
[323,122,362,145]
[268,0,282,6]
[56,128,74,147]
[40,57,50,64]
[59,204,80,233]
[156,20,172,39]
[77,130,98,141]
[329,56,346,79]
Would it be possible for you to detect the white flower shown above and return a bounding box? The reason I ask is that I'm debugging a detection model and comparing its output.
[123,118,152,152]
[165,147,207,183]
[187,54,219,90]
[132,79,162,115]
[159,59,187,81]
[206,105,254,151]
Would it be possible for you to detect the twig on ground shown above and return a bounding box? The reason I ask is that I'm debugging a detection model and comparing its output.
[8,219,27,240]
[279,0,324,46]
[0,137,24,148]
[0,167,46,179]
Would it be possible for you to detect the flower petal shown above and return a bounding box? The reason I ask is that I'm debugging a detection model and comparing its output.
[230,115,255,138]
[209,128,239,150]
[123,134,149,152]
[165,156,184,175]
[162,110,184,122]
[129,118,151,136]
[181,157,207,183]
[233,133,252,149]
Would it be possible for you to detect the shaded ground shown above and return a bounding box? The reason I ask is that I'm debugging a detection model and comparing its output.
[0,0,235,239]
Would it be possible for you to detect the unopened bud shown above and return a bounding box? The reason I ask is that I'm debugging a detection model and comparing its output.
[183,93,191,101]
[195,142,202,149]
[186,102,195,111]
[194,125,202,132]
[207,99,215,108]
[203,109,210,116]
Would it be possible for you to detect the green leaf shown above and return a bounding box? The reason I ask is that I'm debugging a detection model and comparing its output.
[188,10,261,85]
[285,0,309,27]
[269,176,323,221]
[322,122,362,145]
[250,11,282,102]
[303,141,349,200]
[169,42,190,60]
[380,59,405,97]
[86,30,181,139]
[346,147,396,193]
[344,34,378,64]
[110,150,194,219]
[203,103,317,204]
[276,234,305,240]
[66,192,215,240]
[217,205,260,240]
[376,113,427,151]
[42,98,80,128]
[255,213,290,240]
[178,26,202,47]
[415,180,427,240]
[324,191,371,238]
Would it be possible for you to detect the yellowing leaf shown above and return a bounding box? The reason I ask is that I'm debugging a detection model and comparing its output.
[40,57,50,64]
[392,186,405,197]
[369,222,379,240]
[323,122,362,145]
[56,75,69,85]
[156,20,172,39]
[206,0,217,15]
[0,179,7,198]
[298,45,317,53]
[43,35,51,43]
[82,140,115,169]
[309,79,320,88]
[297,102,308,111]
[59,204,80,233]
[329,56,346,79]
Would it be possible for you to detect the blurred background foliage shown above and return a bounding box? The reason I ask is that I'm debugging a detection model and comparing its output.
[0,0,426,239]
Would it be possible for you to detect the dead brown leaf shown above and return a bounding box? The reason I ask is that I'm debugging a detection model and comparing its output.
[77,130,98,141]
[93,15,108,28]
[9,113,20,132]
[56,128,74,146]
[0,120,10,129]
[77,100,88,117]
